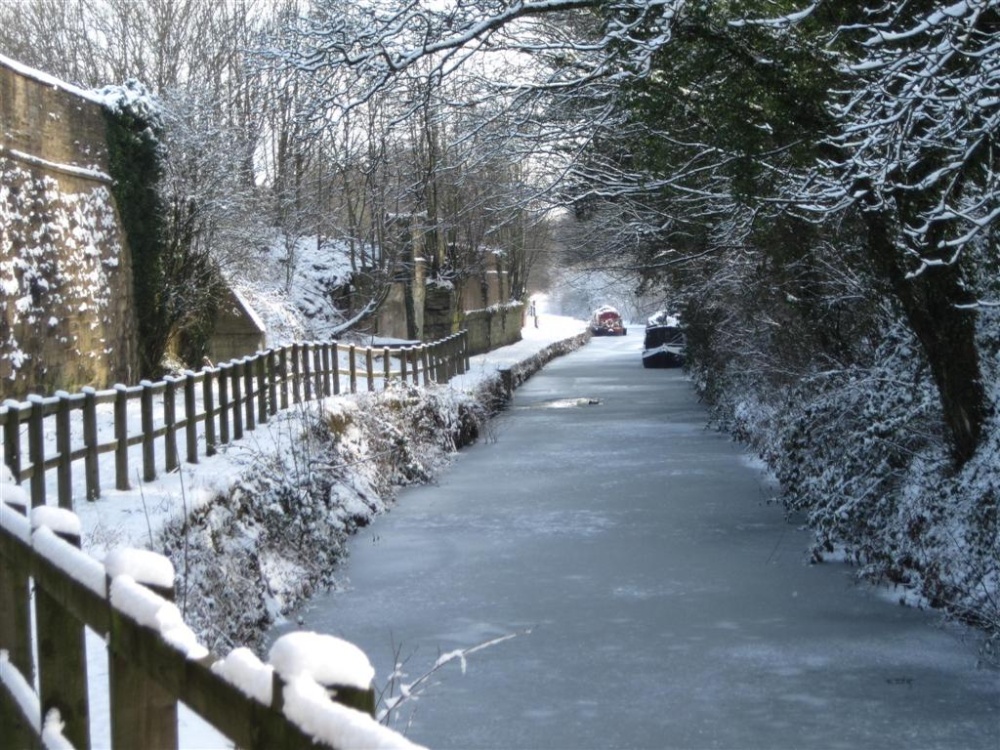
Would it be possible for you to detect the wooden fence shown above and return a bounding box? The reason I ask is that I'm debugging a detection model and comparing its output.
[0,332,469,511]
[0,501,401,749]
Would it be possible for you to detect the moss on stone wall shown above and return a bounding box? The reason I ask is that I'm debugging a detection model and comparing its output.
[103,93,170,377]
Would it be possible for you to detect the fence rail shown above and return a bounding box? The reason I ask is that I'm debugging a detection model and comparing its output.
[0,502,397,749]
[1,332,469,511]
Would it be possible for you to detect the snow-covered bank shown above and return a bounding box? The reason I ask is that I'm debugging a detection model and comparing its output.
[75,316,588,654]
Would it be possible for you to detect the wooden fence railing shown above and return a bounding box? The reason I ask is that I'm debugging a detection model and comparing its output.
[0,500,411,749]
[0,331,469,511]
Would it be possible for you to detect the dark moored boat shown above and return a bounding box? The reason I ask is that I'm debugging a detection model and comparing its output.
[642,312,685,368]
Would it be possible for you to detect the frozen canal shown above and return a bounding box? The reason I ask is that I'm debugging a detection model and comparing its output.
[273,335,999,749]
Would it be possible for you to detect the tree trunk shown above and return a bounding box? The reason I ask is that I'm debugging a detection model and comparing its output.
[864,211,985,466]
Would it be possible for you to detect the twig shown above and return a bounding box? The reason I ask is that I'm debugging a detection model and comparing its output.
[135,468,154,548]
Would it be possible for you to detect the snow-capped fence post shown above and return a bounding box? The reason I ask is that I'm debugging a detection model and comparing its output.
[54,392,72,509]
[266,350,280,417]
[366,347,375,392]
[27,395,45,508]
[276,347,288,410]
[202,368,217,457]
[268,632,378,720]
[457,332,467,375]
[242,358,255,433]
[2,399,23,482]
[435,341,446,383]
[140,381,156,482]
[313,345,324,399]
[421,346,431,386]
[231,362,244,441]
[183,373,198,465]
[331,343,341,396]
[114,384,130,490]
[320,344,332,397]
[303,344,314,402]
[290,344,302,404]
[255,355,269,425]
[0,493,33,716]
[0,497,34,750]
[32,510,90,749]
[383,347,391,385]
[217,364,231,446]
[164,378,178,474]
[82,387,101,499]
[349,345,358,394]
[448,335,459,378]
[400,347,409,383]
[106,553,179,750]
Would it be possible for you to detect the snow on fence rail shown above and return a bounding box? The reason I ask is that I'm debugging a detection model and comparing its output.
[0,499,420,749]
[0,332,470,510]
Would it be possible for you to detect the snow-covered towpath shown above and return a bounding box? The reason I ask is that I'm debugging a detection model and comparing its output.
[272,334,999,749]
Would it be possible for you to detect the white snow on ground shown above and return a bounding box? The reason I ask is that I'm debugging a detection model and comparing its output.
[1,315,587,750]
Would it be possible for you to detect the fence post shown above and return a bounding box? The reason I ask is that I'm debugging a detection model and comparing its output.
[108,571,179,750]
[3,399,22,482]
[164,378,178,473]
[0,495,32,683]
[444,336,455,380]
[400,347,409,384]
[55,391,72,509]
[0,497,33,749]
[27,395,45,507]
[114,384,130,490]
[243,358,255,433]
[203,367,218,456]
[331,343,341,396]
[230,362,244,441]
[313,345,324,399]
[366,348,375,392]
[463,329,471,372]
[184,373,198,464]
[437,338,446,380]
[218,364,230,445]
[256,355,268,424]
[267,350,279,417]
[290,344,302,404]
[82,388,100,499]
[140,381,156,482]
[349,345,358,394]
[421,345,431,386]
[383,347,391,387]
[34,515,90,749]
[279,347,289,411]
[321,343,332,397]
[302,344,313,402]
[457,331,467,375]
